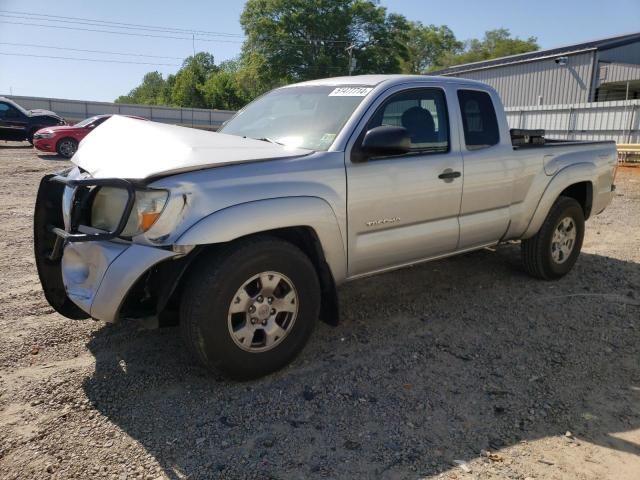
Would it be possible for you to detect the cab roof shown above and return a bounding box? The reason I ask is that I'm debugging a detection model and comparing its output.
[288,74,492,89]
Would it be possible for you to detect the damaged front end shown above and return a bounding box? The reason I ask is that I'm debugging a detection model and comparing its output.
[34,173,91,319]
[33,170,185,323]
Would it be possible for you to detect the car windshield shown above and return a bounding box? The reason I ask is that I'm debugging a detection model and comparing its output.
[8,100,29,116]
[75,116,102,127]
[219,85,373,151]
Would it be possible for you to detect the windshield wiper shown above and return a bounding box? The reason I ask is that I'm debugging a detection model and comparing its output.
[253,137,283,145]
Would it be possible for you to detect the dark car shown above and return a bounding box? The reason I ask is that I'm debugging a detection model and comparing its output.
[0,97,66,144]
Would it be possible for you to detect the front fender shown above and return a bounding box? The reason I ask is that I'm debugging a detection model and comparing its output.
[175,196,348,283]
[522,162,595,239]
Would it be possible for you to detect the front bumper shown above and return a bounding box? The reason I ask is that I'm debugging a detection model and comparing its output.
[62,241,176,322]
[34,172,177,322]
[33,139,55,152]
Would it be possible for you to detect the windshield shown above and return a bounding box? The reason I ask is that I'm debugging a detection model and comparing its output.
[75,116,101,127]
[219,85,373,151]
[9,101,29,116]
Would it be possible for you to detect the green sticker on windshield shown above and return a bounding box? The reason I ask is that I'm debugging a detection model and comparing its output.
[319,133,337,148]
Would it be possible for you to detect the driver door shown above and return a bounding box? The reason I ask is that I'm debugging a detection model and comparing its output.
[0,102,28,141]
[346,87,463,276]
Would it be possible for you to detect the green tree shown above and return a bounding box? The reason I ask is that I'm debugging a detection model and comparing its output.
[240,0,409,87]
[438,29,538,68]
[115,71,169,105]
[349,8,410,74]
[201,70,249,110]
[170,52,218,108]
[401,23,462,74]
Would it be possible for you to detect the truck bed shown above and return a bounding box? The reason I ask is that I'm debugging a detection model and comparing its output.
[510,128,615,149]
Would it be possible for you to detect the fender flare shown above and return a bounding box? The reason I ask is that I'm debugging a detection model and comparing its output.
[175,196,348,283]
[522,162,595,239]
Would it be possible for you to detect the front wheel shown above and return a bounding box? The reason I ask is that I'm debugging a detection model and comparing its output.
[180,237,320,379]
[56,138,78,158]
[521,196,585,280]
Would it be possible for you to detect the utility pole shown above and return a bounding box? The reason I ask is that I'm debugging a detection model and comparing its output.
[346,44,356,76]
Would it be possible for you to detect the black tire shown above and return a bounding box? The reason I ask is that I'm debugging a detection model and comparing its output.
[180,237,320,379]
[56,138,78,158]
[521,196,585,280]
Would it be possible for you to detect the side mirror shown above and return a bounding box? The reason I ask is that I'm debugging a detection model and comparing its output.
[359,125,411,160]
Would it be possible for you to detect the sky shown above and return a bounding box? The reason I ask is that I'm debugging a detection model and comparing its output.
[0,0,638,102]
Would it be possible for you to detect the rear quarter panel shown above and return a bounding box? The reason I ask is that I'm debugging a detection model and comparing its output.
[511,142,617,239]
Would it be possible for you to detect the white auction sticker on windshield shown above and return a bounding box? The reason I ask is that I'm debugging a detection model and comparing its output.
[329,87,373,97]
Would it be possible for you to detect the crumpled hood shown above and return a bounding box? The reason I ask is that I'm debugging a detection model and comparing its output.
[29,109,63,119]
[72,115,312,180]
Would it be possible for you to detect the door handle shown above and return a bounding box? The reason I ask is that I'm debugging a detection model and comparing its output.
[438,169,461,181]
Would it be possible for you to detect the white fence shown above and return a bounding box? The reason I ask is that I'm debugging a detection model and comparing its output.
[505,99,640,143]
[4,95,236,130]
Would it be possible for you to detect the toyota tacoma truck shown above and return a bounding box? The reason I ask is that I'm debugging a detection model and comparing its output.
[34,75,618,378]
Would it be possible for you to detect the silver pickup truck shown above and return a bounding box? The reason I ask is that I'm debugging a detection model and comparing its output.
[34,75,618,378]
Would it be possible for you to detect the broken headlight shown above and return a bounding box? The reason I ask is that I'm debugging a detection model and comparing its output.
[91,187,168,238]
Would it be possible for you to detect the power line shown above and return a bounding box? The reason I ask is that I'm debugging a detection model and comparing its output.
[0,9,244,38]
[0,20,246,43]
[0,41,185,60]
[0,51,180,67]
[0,13,241,39]
[0,10,350,45]
[0,20,350,49]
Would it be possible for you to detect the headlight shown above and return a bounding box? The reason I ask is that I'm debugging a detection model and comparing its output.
[35,131,54,139]
[91,187,168,238]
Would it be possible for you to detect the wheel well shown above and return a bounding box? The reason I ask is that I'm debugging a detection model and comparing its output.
[560,182,593,219]
[246,227,340,326]
[154,227,340,327]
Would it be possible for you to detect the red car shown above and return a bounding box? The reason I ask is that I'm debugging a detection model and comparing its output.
[32,114,145,158]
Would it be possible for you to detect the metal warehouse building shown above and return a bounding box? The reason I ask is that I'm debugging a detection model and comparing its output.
[433,32,640,107]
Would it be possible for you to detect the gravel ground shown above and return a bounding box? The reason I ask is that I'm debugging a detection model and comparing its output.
[0,142,639,480]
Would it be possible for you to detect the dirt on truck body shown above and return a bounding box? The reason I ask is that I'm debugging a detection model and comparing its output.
[1,142,640,479]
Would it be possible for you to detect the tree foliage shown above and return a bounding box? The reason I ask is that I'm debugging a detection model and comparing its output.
[239,0,409,87]
[115,3,540,110]
[401,23,462,74]
[437,29,538,68]
[115,71,170,105]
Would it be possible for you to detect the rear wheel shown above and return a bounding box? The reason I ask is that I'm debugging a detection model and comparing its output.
[521,196,585,279]
[56,138,78,158]
[180,237,320,379]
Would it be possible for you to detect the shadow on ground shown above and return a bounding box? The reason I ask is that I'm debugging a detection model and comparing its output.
[36,153,67,161]
[0,143,33,149]
[83,245,640,479]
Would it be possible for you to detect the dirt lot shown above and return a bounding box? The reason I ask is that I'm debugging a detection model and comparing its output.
[0,142,638,480]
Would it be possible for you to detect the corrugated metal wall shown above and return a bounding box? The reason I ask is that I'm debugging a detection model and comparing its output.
[505,99,640,143]
[447,51,596,107]
[599,62,640,84]
[5,95,235,130]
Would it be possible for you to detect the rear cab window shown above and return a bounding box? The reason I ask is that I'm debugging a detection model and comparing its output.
[457,90,500,150]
